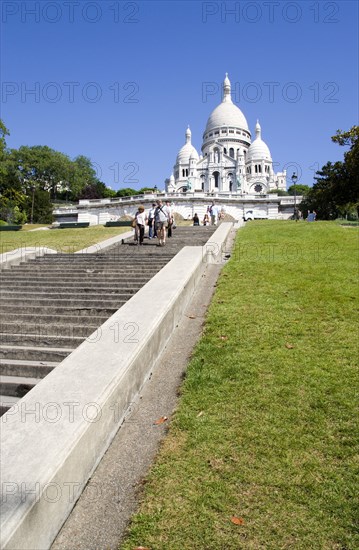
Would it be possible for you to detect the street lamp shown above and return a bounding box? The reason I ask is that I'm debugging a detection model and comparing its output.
[291,172,298,221]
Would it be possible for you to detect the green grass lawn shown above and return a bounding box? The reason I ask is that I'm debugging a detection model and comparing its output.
[0,225,129,254]
[121,221,359,550]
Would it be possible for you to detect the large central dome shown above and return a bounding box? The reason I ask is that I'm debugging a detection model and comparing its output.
[205,74,249,133]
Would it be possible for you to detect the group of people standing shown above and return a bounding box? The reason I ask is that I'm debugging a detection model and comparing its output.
[192,201,222,226]
[133,199,175,247]
[133,199,222,244]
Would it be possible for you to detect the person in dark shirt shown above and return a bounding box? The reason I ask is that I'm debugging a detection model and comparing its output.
[193,213,200,226]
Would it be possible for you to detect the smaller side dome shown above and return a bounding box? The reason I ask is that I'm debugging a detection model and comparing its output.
[176,126,199,164]
[246,120,272,161]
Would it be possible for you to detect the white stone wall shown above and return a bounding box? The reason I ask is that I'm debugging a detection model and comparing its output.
[55,196,300,225]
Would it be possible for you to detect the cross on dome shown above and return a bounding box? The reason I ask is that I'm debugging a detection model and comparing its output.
[223,73,232,103]
[255,119,261,139]
[185,125,192,143]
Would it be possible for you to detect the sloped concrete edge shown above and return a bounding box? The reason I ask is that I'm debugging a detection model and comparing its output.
[75,229,135,254]
[0,247,58,269]
[0,223,232,550]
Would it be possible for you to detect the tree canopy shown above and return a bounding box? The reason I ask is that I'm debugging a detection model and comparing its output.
[301,126,359,219]
[287,184,310,196]
[0,120,134,223]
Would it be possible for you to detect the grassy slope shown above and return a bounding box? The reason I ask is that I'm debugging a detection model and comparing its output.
[121,221,359,550]
[0,226,129,254]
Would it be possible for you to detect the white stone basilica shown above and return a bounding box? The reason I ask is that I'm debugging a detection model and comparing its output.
[165,74,286,195]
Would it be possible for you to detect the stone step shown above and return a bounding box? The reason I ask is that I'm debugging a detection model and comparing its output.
[0,305,120,316]
[21,261,170,269]
[17,257,171,264]
[0,313,111,325]
[0,332,84,348]
[33,252,175,260]
[0,394,19,416]
[3,261,164,270]
[26,255,173,263]
[6,256,170,264]
[0,270,162,281]
[1,267,165,275]
[0,344,73,362]
[0,297,128,308]
[0,322,99,338]
[0,288,137,299]
[0,279,155,290]
[0,280,150,290]
[0,374,42,398]
[0,359,58,378]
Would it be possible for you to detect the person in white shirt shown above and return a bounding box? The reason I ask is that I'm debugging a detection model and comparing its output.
[134,205,147,245]
[148,203,156,238]
[208,201,220,225]
[154,199,170,246]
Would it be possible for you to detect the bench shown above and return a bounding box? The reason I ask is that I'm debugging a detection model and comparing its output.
[0,225,22,231]
[104,221,133,227]
[58,222,90,229]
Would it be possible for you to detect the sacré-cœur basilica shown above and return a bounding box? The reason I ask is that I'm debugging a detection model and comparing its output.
[165,74,287,196]
[55,74,298,225]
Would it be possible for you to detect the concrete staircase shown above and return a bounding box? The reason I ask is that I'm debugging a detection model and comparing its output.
[0,226,217,414]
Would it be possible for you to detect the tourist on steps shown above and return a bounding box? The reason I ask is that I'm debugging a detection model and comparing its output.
[148,203,156,239]
[134,205,147,245]
[193,213,200,226]
[208,201,220,225]
[166,201,174,238]
[203,213,210,226]
[154,199,171,247]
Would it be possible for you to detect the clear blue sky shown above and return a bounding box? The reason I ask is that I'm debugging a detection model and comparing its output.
[1,0,358,190]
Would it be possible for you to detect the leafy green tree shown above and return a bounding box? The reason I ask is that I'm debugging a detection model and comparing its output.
[68,155,99,200]
[268,189,288,196]
[301,126,359,219]
[331,126,359,207]
[0,121,116,220]
[24,189,53,223]
[0,123,28,222]
[300,162,341,219]
[12,206,27,225]
[9,145,72,198]
[115,187,137,197]
[99,182,116,198]
[287,184,310,196]
[138,187,156,194]
[78,181,115,200]
[0,119,10,159]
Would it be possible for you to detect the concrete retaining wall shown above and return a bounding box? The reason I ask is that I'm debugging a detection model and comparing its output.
[0,223,232,550]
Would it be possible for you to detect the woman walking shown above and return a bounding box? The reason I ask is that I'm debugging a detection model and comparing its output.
[134,205,147,245]
[154,199,170,246]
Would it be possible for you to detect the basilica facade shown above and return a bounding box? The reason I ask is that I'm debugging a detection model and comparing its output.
[165,74,286,195]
